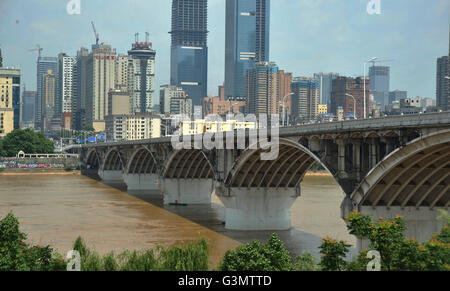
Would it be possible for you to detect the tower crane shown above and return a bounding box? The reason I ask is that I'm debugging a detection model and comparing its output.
[91,21,99,46]
[29,44,43,58]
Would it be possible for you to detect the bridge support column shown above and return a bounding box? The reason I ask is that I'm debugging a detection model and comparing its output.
[355,206,446,251]
[352,140,361,181]
[160,179,214,205]
[98,170,123,182]
[217,187,299,231]
[337,139,347,178]
[370,138,378,168]
[123,174,160,191]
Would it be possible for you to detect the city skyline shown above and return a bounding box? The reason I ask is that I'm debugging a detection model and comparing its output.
[0,0,449,100]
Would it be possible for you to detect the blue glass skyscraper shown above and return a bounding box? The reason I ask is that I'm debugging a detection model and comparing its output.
[225,0,270,100]
[170,0,208,106]
[35,57,57,130]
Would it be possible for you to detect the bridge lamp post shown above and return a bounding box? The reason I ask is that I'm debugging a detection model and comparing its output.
[280,93,294,127]
[345,93,357,119]
[364,57,378,119]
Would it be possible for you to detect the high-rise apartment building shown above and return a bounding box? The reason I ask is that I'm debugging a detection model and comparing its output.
[313,73,339,105]
[369,65,390,108]
[331,76,370,119]
[291,77,319,122]
[73,47,89,130]
[0,68,21,137]
[170,0,208,106]
[160,85,185,115]
[106,113,162,142]
[437,56,449,110]
[128,37,156,113]
[170,95,193,117]
[85,44,117,132]
[277,70,292,116]
[35,57,57,130]
[57,53,77,117]
[41,69,56,132]
[225,0,270,100]
[115,54,129,88]
[246,61,278,115]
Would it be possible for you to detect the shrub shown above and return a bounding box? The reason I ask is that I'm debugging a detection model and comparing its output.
[219,233,295,271]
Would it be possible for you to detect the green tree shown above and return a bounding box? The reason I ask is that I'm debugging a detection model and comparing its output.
[345,211,450,271]
[219,234,295,271]
[294,252,319,271]
[0,213,64,271]
[318,237,351,271]
[0,129,54,157]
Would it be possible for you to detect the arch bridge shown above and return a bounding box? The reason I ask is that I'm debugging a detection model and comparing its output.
[76,113,450,243]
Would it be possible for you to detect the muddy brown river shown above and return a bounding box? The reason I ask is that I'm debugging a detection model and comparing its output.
[0,173,356,267]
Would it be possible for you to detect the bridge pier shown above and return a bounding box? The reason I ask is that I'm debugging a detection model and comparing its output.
[98,170,123,182]
[123,174,160,191]
[217,187,300,231]
[160,179,214,205]
[360,206,445,243]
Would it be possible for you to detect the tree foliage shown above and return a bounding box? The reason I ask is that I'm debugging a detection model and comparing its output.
[344,211,450,271]
[219,234,295,271]
[0,213,65,271]
[0,129,54,157]
[318,238,351,271]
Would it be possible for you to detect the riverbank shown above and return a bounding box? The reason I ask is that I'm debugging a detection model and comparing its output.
[0,169,81,175]
[305,171,332,177]
[0,170,331,177]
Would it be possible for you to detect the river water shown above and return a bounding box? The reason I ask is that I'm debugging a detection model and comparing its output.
[0,173,356,267]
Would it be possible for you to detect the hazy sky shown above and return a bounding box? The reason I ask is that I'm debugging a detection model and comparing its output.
[0,0,449,99]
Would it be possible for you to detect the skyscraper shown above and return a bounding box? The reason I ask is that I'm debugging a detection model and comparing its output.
[0,68,20,137]
[369,65,390,108]
[73,47,89,130]
[225,0,270,100]
[313,73,339,105]
[35,57,57,130]
[0,48,3,68]
[246,61,278,115]
[85,44,116,132]
[291,77,319,122]
[115,54,129,88]
[277,70,292,116]
[436,56,449,110]
[21,88,36,127]
[128,35,156,113]
[57,53,77,117]
[170,0,208,106]
[41,69,56,132]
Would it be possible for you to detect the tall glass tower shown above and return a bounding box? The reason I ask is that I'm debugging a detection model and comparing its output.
[35,57,57,130]
[369,65,390,108]
[225,0,270,100]
[170,0,208,107]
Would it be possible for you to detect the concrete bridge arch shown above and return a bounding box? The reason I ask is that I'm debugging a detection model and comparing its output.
[345,130,450,244]
[159,149,216,205]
